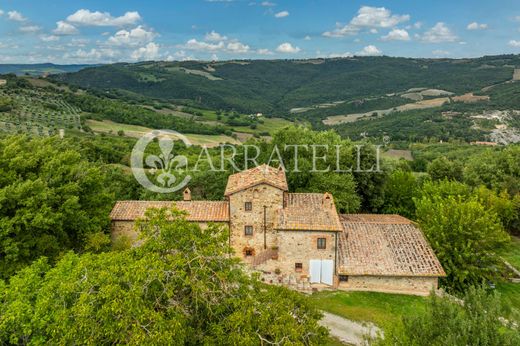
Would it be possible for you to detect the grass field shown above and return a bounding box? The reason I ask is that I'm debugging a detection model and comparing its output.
[233,117,293,134]
[495,283,520,319]
[86,119,240,147]
[310,291,428,328]
[500,236,520,269]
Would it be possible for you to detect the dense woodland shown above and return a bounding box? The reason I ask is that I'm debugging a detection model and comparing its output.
[53,55,520,114]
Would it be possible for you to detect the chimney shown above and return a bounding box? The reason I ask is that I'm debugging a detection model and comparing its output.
[183,187,192,201]
[323,192,333,209]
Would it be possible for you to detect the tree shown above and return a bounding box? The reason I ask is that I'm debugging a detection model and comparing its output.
[415,181,510,292]
[0,96,13,112]
[265,126,364,212]
[382,170,418,218]
[376,286,520,346]
[0,208,328,345]
[0,135,114,278]
[305,172,360,213]
[427,156,463,182]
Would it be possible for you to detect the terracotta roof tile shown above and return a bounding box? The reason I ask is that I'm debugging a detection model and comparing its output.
[338,214,445,277]
[224,164,288,196]
[275,193,343,232]
[110,200,229,222]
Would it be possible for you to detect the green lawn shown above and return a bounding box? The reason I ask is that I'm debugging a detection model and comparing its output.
[233,117,293,134]
[495,283,520,319]
[500,236,520,270]
[310,291,428,328]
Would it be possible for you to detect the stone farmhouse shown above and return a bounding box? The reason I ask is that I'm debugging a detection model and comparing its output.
[110,164,445,295]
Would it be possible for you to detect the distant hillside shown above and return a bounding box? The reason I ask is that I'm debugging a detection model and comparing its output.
[53,55,520,115]
[0,63,95,76]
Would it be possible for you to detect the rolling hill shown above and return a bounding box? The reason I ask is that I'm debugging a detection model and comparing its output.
[0,63,95,76]
[53,55,520,115]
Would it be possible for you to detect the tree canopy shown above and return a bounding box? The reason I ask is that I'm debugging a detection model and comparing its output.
[0,208,328,345]
[0,135,114,278]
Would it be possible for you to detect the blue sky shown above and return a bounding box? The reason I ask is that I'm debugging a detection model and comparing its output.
[0,0,519,63]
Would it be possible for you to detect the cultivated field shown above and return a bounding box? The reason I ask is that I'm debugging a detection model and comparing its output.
[0,88,82,136]
[86,119,240,147]
[323,97,450,125]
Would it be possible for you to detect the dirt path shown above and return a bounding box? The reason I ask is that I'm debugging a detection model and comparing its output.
[319,312,381,345]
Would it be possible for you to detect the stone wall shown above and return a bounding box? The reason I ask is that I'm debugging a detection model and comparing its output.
[111,220,219,245]
[111,221,138,243]
[275,230,337,278]
[228,184,284,259]
[339,275,438,295]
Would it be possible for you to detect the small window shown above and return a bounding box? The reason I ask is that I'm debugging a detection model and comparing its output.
[295,263,303,272]
[317,238,326,249]
[339,275,349,282]
[245,202,252,211]
[245,249,253,256]
[244,225,253,236]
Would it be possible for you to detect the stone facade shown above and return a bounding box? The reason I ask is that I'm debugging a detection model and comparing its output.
[339,275,438,296]
[276,230,336,277]
[112,220,222,244]
[109,164,445,295]
[228,184,284,258]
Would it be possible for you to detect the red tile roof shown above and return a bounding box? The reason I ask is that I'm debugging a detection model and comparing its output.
[338,214,445,277]
[110,200,229,222]
[275,193,343,232]
[224,164,288,196]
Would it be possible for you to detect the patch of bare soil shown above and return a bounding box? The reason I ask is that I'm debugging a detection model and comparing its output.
[0,79,6,87]
[384,149,413,161]
[323,97,450,125]
[452,93,490,103]
[514,69,520,81]
[234,132,254,142]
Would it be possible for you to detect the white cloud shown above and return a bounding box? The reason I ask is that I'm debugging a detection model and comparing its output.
[205,30,227,42]
[304,35,311,40]
[53,21,79,35]
[351,6,409,28]
[131,42,160,61]
[509,40,520,47]
[40,34,60,42]
[226,41,250,53]
[65,48,117,61]
[274,10,289,18]
[413,22,422,29]
[356,45,382,56]
[432,49,450,56]
[381,28,410,41]
[261,1,276,6]
[323,23,359,37]
[323,6,409,38]
[257,48,273,55]
[107,26,156,46]
[421,22,457,43]
[467,22,488,30]
[181,34,251,54]
[8,11,26,22]
[66,9,141,27]
[276,42,300,53]
[181,39,225,52]
[20,25,41,33]
[0,9,4,16]
[327,52,353,58]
